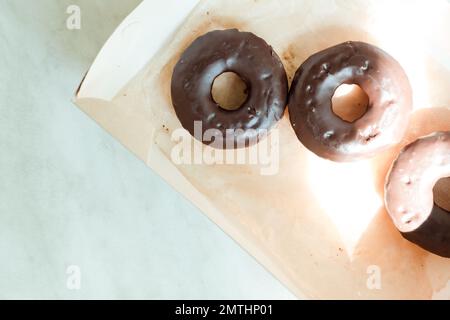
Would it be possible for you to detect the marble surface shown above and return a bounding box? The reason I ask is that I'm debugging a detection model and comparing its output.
[0,0,295,299]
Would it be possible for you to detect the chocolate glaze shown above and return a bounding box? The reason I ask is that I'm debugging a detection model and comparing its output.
[171,29,288,148]
[385,132,450,258]
[289,41,412,161]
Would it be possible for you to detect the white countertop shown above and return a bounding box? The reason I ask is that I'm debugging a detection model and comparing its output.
[0,0,295,299]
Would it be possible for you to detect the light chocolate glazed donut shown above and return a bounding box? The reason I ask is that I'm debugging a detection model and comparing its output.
[385,132,450,258]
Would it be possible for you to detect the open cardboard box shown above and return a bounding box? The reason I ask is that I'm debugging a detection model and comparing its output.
[74,0,450,299]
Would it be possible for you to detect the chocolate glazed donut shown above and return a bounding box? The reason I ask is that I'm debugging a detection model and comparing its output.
[289,41,412,161]
[385,132,450,258]
[171,29,288,149]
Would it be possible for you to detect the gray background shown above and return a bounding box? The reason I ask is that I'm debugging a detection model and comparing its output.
[0,0,295,299]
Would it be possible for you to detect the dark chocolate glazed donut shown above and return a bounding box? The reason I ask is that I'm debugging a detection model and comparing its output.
[385,132,450,258]
[171,29,288,149]
[289,41,412,161]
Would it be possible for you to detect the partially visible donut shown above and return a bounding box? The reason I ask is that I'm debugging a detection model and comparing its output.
[385,132,450,258]
[289,41,412,161]
[171,29,288,149]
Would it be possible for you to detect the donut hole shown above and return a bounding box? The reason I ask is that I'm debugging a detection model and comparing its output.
[212,72,248,111]
[332,84,369,123]
[433,176,450,211]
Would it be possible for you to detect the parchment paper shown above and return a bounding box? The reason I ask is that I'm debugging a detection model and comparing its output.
[74,0,450,299]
